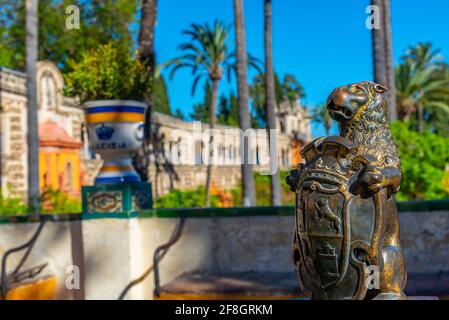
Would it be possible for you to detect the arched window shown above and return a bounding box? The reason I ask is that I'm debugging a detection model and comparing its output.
[40,73,57,110]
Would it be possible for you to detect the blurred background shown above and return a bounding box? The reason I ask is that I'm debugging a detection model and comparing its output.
[0,0,448,301]
[0,0,448,211]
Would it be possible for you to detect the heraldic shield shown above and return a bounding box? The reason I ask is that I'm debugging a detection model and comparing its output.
[291,136,387,300]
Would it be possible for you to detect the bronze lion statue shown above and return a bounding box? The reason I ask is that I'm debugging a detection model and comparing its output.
[287,81,407,300]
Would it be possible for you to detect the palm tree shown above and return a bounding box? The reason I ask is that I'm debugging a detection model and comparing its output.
[26,0,40,214]
[281,74,304,107]
[134,0,158,182]
[250,73,303,128]
[396,43,449,132]
[168,21,234,206]
[371,0,397,121]
[264,0,281,206]
[403,42,443,69]
[234,0,256,207]
[311,104,333,136]
[382,0,397,121]
[371,0,387,86]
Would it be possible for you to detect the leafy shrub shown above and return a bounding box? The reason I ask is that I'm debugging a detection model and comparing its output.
[64,43,152,103]
[155,186,219,208]
[0,193,29,215]
[391,121,449,200]
[253,171,295,206]
[40,189,81,213]
[0,190,81,216]
[154,172,295,209]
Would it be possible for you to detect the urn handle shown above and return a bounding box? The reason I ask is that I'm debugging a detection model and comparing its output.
[135,123,145,141]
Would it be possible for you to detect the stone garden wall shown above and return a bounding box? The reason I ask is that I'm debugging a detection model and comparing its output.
[0,203,448,299]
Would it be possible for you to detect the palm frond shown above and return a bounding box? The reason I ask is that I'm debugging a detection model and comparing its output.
[191,73,205,96]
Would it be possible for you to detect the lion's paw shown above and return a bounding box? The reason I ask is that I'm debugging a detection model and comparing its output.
[360,166,386,193]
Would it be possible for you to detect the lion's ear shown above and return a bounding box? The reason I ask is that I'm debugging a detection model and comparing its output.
[373,83,389,93]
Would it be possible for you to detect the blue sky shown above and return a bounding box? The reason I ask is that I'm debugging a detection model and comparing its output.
[154,0,449,137]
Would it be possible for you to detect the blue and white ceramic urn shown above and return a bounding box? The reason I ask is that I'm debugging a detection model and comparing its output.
[83,100,147,184]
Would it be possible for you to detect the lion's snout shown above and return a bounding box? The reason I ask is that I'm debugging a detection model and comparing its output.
[326,82,373,121]
[326,87,357,121]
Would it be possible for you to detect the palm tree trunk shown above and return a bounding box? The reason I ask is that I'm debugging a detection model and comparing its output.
[205,79,219,207]
[234,0,256,207]
[417,104,424,132]
[382,0,398,121]
[26,0,40,214]
[264,0,282,206]
[371,0,387,86]
[134,0,158,182]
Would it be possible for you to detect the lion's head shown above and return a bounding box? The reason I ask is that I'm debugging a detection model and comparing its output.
[326,81,389,123]
[325,81,399,169]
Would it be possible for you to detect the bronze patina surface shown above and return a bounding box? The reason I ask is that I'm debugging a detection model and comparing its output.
[287,81,407,300]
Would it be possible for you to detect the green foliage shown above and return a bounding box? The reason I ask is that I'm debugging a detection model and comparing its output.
[40,189,81,213]
[155,186,219,208]
[191,82,213,122]
[173,108,186,120]
[253,171,295,206]
[281,74,305,104]
[0,190,81,216]
[391,121,449,200]
[169,20,260,126]
[191,84,257,127]
[426,107,449,137]
[310,104,333,136]
[63,43,152,103]
[0,193,29,215]
[396,42,449,129]
[217,93,240,126]
[167,20,233,96]
[0,0,137,71]
[0,26,14,67]
[250,73,282,127]
[250,73,304,128]
[154,172,295,209]
[153,75,172,114]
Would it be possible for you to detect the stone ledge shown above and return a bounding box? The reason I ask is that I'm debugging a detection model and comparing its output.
[159,272,303,298]
[159,272,448,300]
[405,273,449,297]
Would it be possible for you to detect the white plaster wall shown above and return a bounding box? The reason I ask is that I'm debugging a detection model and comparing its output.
[136,217,295,299]
[138,217,216,300]
[0,210,448,300]
[0,221,74,299]
[81,218,143,300]
[399,211,449,274]
[214,216,295,273]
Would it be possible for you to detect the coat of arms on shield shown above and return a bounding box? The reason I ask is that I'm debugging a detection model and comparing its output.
[291,136,380,300]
